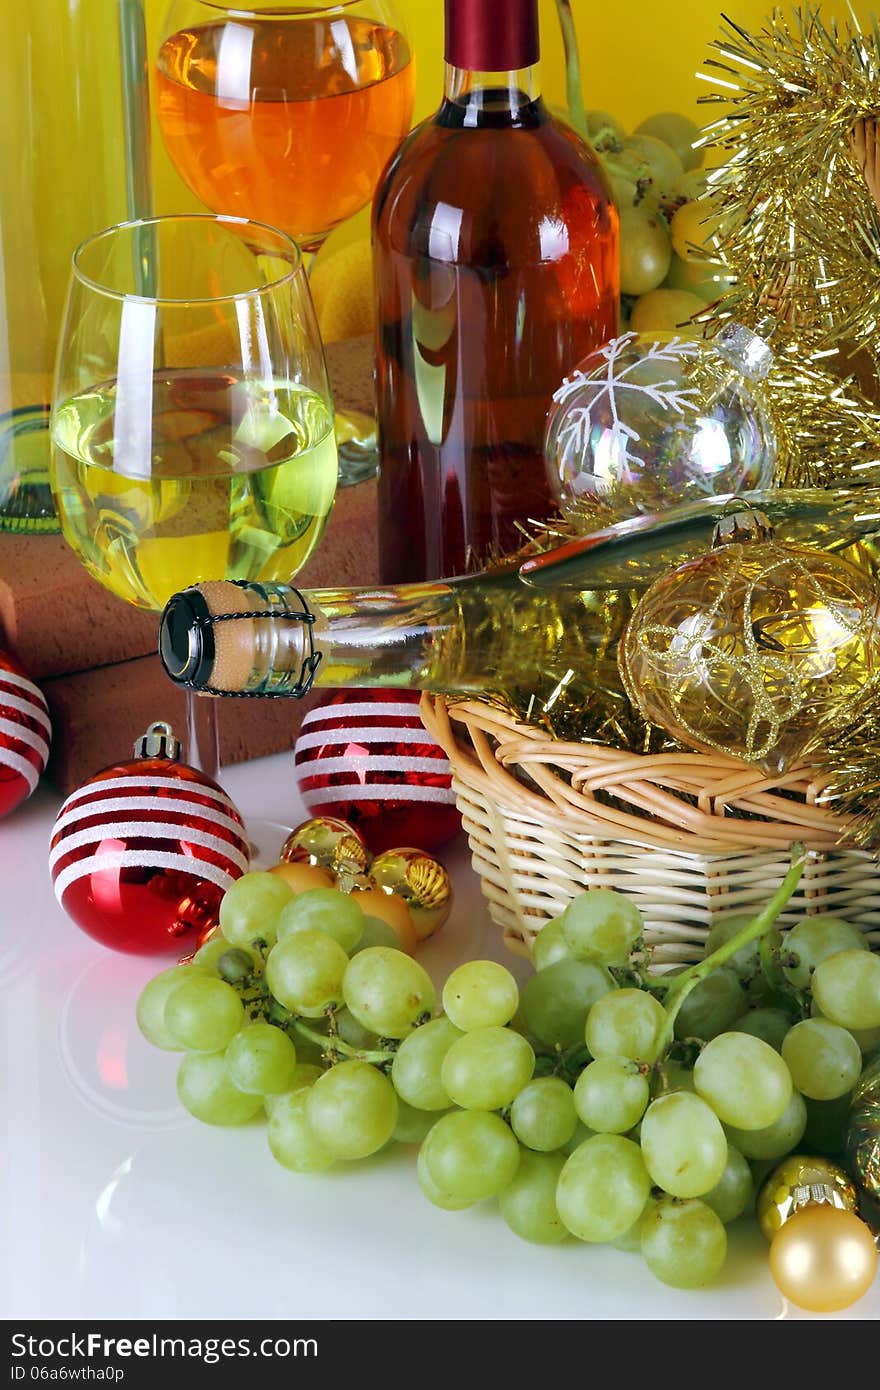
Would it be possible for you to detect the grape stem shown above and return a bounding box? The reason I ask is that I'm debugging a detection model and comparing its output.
[287,1018,395,1066]
[555,0,586,136]
[649,843,807,1063]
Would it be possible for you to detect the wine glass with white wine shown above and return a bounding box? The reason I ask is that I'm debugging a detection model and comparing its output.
[50,213,337,788]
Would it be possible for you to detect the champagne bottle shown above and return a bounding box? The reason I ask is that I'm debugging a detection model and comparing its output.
[159,487,880,741]
[373,0,618,582]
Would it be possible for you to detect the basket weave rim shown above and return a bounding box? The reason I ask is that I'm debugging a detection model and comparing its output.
[421,693,863,855]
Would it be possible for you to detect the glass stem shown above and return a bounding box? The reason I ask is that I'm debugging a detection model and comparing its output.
[185,691,220,781]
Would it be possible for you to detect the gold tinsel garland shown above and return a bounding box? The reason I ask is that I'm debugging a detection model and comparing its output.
[696,6,880,490]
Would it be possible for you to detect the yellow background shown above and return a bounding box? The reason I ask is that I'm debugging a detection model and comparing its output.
[143,0,879,246]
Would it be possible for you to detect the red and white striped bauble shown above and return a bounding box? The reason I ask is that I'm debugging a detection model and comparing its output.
[50,727,249,955]
[294,690,461,855]
[0,649,51,818]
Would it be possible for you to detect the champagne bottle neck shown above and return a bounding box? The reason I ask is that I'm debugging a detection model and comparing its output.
[443,0,541,120]
[443,62,542,117]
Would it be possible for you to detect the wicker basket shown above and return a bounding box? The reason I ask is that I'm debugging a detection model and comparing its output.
[421,694,880,965]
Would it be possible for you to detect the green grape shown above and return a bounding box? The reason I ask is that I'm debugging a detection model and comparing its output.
[164,976,245,1053]
[673,967,747,1042]
[137,965,203,1050]
[263,1060,324,1116]
[510,1077,577,1151]
[585,988,666,1062]
[659,1061,696,1093]
[724,1088,807,1160]
[416,1145,473,1210]
[628,289,704,334]
[670,197,721,261]
[350,915,404,954]
[265,930,349,1018]
[442,960,519,1030]
[276,887,364,954]
[626,133,684,196]
[440,1027,535,1111]
[391,1017,462,1110]
[268,1089,335,1172]
[421,1110,520,1203]
[334,1009,380,1052]
[811,949,880,1030]
[640,1092,728,1198]
[635,112,703,172]
[704,914,782,981]
[556,1134,650,1242]
[177,1051,263,1125]
[732,1007,793,1053]
[584,108,626,152]
[393,1100,445,1145]
[225,1021,298,1095]
[701,1145,754,1224]
[612,1197,658,1253]
[619,205,672,296]
[610,172,644,213]
[573,1057,649,1134]
[520,959,615,1048]
[640,1199,727,1289]
[533,918,572,971]
[782,916,868,989]
[560,889,644,966]
[851,1023,880,1053]
[693,1032,792,1129]
[305,1060,398,1160]
[664,253,732,303]
[342,947,436,1039]
[499,1151,569,1245]
[561,1120,596,1156]
[781,1019,862,1101]
[218,870,292,948]
[192,936,259,978]
[674,168,710,200]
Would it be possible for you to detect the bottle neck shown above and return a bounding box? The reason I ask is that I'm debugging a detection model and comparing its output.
[443,61,542,122]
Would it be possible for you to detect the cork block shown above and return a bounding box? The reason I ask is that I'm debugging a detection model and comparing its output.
[0,335,376,679]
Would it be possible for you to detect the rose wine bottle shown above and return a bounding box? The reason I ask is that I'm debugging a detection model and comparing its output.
[158,487,880,741]
[373,0,619,582]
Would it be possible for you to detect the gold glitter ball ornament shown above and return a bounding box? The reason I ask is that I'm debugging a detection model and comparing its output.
[845,1053,880,1202]
[769,1205,878,1313]
[756,1155,859,1242]
[368,848,453,943]
[620,513,880,773]
[280,817,371,880]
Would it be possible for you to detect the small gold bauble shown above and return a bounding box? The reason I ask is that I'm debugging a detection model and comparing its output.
[369,848,453,942]
[846,1052,880,1201]
[757,1155,859,1241]
[280,817,370,879]
[769,1204,878,1313]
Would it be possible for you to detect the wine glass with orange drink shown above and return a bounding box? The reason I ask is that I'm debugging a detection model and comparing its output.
[155,0,416,483]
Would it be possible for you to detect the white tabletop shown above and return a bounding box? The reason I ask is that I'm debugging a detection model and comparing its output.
[2,750,877,1322]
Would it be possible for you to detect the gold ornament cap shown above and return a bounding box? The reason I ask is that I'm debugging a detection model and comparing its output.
[757,1155,859,1241]
[369,847,453,942]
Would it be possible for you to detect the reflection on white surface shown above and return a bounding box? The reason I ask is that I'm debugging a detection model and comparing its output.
[59,953,185,1130]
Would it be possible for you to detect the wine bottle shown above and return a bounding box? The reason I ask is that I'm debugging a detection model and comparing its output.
[159,486,880,741]
[373,0,619,583]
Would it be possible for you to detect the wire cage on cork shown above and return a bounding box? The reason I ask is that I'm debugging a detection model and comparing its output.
[420,695,880,966]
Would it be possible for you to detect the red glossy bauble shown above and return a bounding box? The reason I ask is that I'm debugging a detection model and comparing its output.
[293,690,461,855]
[0,649,51,818]
[50,725,249,955]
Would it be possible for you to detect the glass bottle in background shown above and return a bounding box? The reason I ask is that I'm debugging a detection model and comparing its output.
[373,0,619,582]
[0,1,148,533]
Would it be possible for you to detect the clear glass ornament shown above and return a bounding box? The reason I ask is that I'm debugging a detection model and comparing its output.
[620,511,880,773]
[544,323,777,521]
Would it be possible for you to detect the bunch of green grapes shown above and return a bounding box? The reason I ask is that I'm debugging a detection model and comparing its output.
[137,862,880,1294]
[585,108,733,335]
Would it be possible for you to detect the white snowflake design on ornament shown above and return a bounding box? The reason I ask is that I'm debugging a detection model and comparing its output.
[552,333,702,476]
